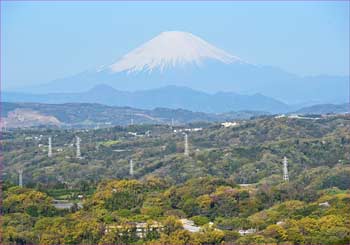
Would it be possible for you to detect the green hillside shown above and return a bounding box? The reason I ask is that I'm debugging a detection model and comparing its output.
[1,115,350,244]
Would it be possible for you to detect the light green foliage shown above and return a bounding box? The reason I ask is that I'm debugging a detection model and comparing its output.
[3,187,57,217]
[2,116,350,244]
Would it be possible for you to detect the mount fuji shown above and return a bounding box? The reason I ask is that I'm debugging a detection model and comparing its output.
[13,31,349,105]
[109,31,240,73]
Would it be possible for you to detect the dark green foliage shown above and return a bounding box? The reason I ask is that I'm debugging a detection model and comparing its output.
[322,170,350,190]
[1,115,350,244]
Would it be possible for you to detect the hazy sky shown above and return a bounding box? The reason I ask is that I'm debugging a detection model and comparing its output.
[1,1,349,90]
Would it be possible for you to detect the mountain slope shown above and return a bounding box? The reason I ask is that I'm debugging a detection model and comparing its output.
[295,103,349,114]
[108,31,240,73]
[1,101,269,128]
[15,31,349,105]
[3,85,290,113]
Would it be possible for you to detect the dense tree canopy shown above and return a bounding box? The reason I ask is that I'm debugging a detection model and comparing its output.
[2,115,350,244]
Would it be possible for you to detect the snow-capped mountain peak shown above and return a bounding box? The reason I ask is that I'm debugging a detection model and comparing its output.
[109,31,241,73]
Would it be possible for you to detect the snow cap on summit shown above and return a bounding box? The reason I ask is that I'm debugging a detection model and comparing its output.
[109,31,241,73]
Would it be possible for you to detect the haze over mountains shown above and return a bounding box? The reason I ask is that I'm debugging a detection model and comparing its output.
[2,101,271,128]
[2,101,348,129]
[5,31,349,111]
[3,84,291,113]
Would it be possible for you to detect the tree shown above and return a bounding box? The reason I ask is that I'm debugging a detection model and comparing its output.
[223,230,240,243]
[71,218,104,244]
[3,187,57,217]
[182,198,200,216]
[2,213,37,244]
[34,217,74,244]
[191,215,209,226]
[161,216,183,235]
[157,230,197,244]
[99,225,139,244]
[264,224,288,244]
[194,225,225,244]
[236,234,273,244]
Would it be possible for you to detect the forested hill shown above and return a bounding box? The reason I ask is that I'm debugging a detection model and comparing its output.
[295,103,349,115]
[1,102,268,128]
[3,114,349,186]
[2,101,348,129]
[2,115,350,244]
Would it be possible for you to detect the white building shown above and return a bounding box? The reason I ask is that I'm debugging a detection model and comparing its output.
[221,121,239,128]
[180,219,201,233]
[319,201,330,207]
[238,228,256,236]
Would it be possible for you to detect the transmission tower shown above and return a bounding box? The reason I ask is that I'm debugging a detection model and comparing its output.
[129,159,134,177]
[76,136,82,159]
[283,156,289,181]
[184,133,189,156]
[48,136,52,157]
[18,169,23,187]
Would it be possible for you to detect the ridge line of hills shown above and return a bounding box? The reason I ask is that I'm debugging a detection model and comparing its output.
[1,100,348,129]
[2,84,309,114]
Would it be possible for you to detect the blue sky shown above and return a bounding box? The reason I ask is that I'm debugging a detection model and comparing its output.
[1,1,349,90]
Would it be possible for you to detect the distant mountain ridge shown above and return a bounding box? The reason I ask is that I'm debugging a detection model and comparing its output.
[1,102,269,128]
[2,101,347,129]
[295,103,349,114]
[108,31,241,73]
[13,31,348,105]
[3,84,290,113]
